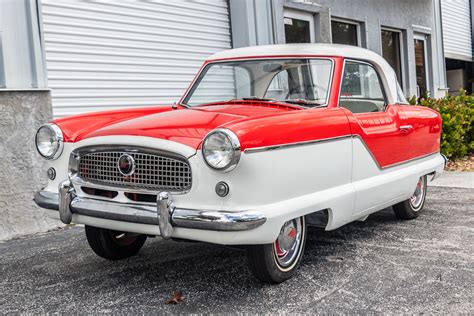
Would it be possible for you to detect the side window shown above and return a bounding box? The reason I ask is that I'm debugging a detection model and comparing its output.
[340,61,386,113]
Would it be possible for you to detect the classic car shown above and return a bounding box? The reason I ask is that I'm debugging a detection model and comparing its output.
[34,44,446,283]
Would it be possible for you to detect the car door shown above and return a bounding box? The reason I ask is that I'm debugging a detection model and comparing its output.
[338,60,412,213]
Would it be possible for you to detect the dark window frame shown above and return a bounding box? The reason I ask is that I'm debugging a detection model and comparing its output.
[331,18,361,47]
[381,28,404,88]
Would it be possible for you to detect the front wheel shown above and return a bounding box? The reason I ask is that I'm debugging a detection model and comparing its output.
[393,175,428,220]
[247,216,306,284]
[85,226,147,260]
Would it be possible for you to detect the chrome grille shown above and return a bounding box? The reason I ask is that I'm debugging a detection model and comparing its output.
[78,150,192,192]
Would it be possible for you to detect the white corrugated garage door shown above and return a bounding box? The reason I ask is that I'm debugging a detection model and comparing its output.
[441,0,472,61]
[41,1,231,117]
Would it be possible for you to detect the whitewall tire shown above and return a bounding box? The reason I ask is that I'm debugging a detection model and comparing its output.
[247,216,306,283]
[393,175,428,220]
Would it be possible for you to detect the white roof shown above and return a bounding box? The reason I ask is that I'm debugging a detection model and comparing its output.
[207,44,401,104]
[208,43,380,61]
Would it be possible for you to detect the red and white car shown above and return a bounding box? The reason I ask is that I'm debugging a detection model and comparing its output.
[34,44,445,283]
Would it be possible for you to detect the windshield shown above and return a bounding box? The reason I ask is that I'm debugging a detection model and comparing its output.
[182,58,333,107]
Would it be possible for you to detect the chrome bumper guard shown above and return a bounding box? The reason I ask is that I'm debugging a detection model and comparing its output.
[34,181,266,239]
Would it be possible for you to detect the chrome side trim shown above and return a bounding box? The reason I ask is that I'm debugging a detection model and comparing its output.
[351,134,383,169]
[382,151,441,169]
[245,134,440,170]
[243,135,352,154]
[352,134,440,169]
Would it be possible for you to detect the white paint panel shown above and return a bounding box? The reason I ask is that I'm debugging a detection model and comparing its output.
[43,134,445,244]
[41,0,231,117]
[442,0,472,61]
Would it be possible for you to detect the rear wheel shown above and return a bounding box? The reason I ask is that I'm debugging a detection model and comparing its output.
[393,175,428,220]
[247,216,306,284]
[85,226,147,260]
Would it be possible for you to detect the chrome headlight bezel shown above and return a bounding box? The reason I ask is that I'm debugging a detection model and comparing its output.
[202,128,241,172]
[35,123,64,160]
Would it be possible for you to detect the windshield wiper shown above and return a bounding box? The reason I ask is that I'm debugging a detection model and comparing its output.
[194,97,277,107]
[284,99,325,107]
[241,97,278,102]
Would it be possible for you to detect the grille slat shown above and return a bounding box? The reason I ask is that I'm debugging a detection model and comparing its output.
[78,150,192,192]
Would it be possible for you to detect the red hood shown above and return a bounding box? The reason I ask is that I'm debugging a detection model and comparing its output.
[56,102,300,149]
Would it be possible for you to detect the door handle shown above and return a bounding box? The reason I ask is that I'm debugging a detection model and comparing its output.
[400,125,413,132]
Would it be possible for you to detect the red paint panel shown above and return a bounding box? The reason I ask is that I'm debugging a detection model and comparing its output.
[343,105,441,168]
[53,106,175,142]
[400,105,442,157]
[344,105,411,167]
[75,103,297,148]
[226,107,351,150]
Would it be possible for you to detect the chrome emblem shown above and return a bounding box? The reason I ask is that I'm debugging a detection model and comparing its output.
[117,154,135,176]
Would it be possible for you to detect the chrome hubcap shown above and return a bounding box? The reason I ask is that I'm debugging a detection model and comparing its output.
[273,218,303,267]
[410,177,425,211]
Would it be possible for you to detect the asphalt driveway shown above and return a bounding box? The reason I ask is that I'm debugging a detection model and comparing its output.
[0,186,472,313]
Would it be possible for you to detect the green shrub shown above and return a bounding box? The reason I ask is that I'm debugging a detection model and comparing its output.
[411,91,474,159]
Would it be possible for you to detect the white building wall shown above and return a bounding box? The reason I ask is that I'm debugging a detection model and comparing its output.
[442,0,473,61]
[41,1,232,117]
[0,0,46,88]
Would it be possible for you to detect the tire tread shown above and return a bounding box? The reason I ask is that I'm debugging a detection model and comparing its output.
[85,226,146,260]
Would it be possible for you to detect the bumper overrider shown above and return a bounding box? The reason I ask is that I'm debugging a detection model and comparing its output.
[34,180,266,239]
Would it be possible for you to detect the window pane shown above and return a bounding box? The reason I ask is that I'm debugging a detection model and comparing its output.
[340,62,385,113]
[414,39,428,97]
[381,30,402,85]
[185,65,250,106]
[265,59,333,103]
[184,59,333,108]
[332,21,358,46]
[285,18,311,43]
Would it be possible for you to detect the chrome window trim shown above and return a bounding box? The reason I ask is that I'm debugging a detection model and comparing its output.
[69,145,192,195]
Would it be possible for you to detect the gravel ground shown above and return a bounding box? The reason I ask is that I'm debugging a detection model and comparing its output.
[0,187,472,313]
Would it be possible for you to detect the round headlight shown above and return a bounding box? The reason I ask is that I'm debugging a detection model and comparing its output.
[202,128,241,171]
[35,124,64,160]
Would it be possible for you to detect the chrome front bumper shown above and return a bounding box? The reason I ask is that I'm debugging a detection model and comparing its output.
[34,181,266,239]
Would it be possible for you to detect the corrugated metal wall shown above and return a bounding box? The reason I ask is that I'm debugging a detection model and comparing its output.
[441,0,472,61]
[41,1,231,117]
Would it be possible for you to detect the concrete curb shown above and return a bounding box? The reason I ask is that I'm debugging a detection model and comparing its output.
[429,171,473,189]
